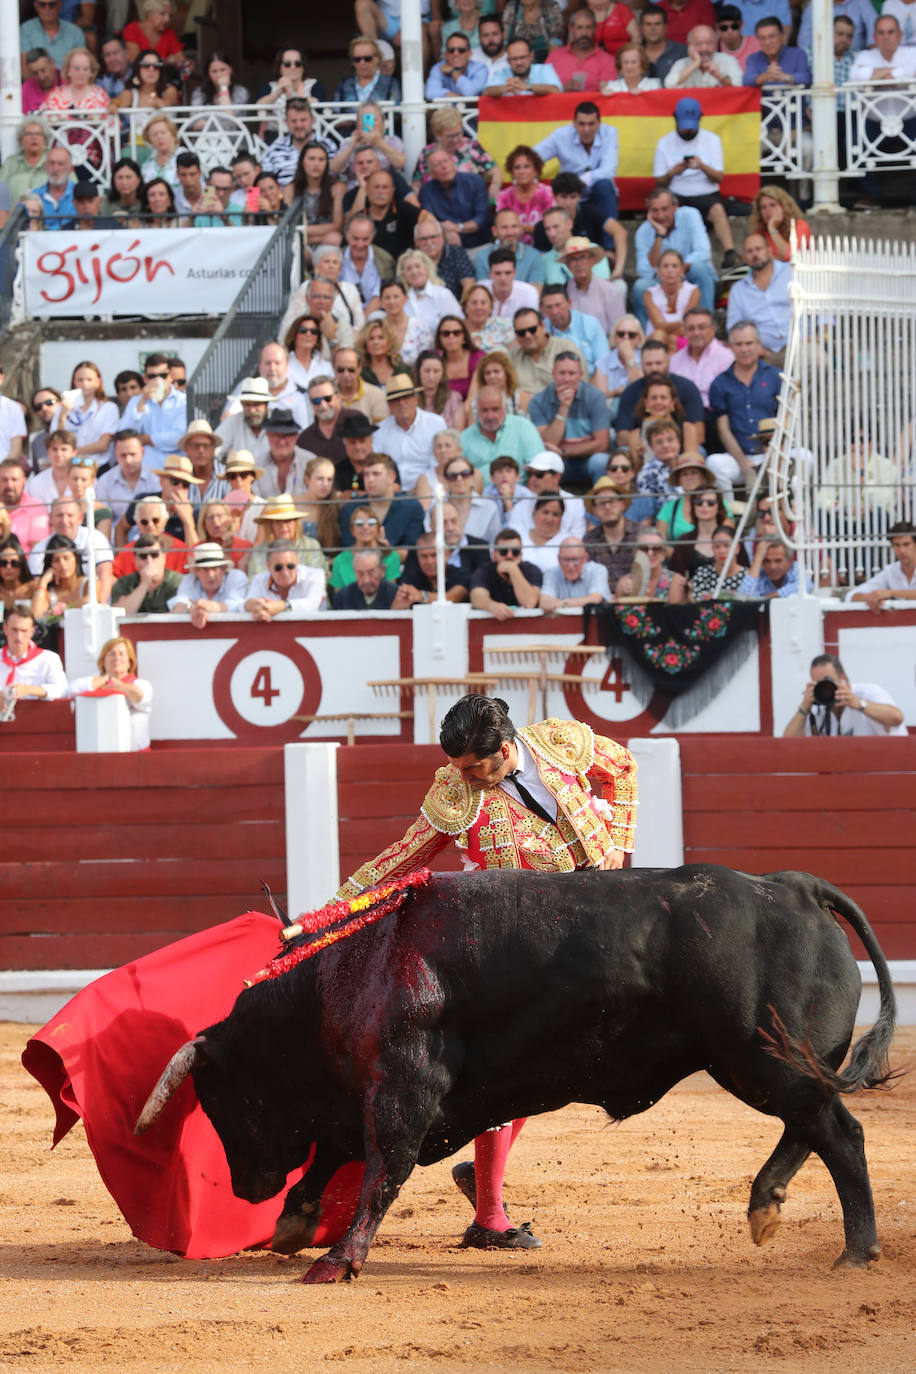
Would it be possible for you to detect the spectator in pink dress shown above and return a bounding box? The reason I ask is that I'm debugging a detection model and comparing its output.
[496,146,555,246]
[40,47,111,171]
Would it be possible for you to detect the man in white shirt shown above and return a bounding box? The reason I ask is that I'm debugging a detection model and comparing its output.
[486,248,539,319]
[665,25,743,86]
[653,97,740,267]
[168,542,248,626]
[508,452,587,541]
[95,430,161,523]
[0,362,27,462]
[848,15,916,204]
[29,498,114,602]
[244,541,326,619]
[373,375,446,493]
[1,606,66,705]
[782,653,907,737]
[847,521,916,608]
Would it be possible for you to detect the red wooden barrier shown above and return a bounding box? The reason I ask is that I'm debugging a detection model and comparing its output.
[0,747,286,970]
[0,699,75,751]
[680,736,916,959]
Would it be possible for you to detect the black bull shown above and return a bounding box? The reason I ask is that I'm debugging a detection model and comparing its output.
[136,866,896,1284]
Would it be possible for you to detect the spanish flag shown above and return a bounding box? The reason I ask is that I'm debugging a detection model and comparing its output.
[478,89,761,213]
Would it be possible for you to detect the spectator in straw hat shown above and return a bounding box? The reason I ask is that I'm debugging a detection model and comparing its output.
[254,409,311,500]
[373,373,447,494]
[115,453,201,555]
[179,418,227,501]
[222,449,265,541]
[245,539,327,620]
[559,236,626,337]
[247,493,328,578]
[656,451,729,541]
[215,376,272,468]
[582,475,639,585]
[167,541,248,626]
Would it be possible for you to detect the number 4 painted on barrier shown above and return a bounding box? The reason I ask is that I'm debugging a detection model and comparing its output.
[251,664,281,707]
[600,656,631,703]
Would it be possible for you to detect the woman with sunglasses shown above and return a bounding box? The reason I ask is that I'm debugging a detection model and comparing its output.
[594,315,643,420]
[415,429,484,508]
[434,453,500,543]
[31,535,90,622]
[28,386,62,472]
[616,528,672,599]
[54,361,119,466]
[0,537,36,614]
[288,143,345,243]
[334,37,400,105]
[656,453,727,541]
[600,448,657,524]
[115,47,180,114]
[68,456,113,541]
[667,490,737,599]
[66,635,153,752]
[197,500,252,571]
[414,351,466,430]
[328,503,400,599]
[356,319,402,389]
[434,315,482,398]
[283,313,335,392]
[257,48,326,124]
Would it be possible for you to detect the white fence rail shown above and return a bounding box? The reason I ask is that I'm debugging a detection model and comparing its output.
[767,235,916,592]
[4,84,915,193]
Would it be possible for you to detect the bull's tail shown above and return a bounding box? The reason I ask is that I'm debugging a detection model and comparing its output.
[762,879,898,1095]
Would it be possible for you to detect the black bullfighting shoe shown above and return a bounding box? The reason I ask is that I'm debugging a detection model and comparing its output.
[461,1221,542,1250]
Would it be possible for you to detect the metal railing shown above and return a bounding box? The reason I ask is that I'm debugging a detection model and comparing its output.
[186,195,303,426]
[766,232,916,594]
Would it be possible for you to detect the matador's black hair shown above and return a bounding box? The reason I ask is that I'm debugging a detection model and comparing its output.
[439,694,516,759]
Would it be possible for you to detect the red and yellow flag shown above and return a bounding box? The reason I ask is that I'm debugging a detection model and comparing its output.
[477,89,761,212]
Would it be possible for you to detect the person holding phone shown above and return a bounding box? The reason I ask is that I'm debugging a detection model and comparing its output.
[652,97,739,270]
[329,100,407,187]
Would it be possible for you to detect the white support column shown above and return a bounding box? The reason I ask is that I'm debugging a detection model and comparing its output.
[0,0,22,160]
[284,742,341,919]
[626,738,683,869]
[63,604,124,681]
[400,0,427,174]
[809,0,841,212]
[768,595,824,737]
[75,694,132,752]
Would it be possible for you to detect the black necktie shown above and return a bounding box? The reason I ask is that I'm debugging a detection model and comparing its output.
[505,770,554,827]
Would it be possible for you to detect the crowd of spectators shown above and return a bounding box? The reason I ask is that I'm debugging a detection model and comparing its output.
[1,0,914,652]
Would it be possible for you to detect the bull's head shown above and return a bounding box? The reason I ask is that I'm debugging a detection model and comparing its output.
[134,1032,294,1204]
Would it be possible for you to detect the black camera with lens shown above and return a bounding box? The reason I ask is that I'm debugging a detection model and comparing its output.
[813,678,838,706]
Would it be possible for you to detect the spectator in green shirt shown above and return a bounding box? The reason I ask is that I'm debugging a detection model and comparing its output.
[111,535,182,613]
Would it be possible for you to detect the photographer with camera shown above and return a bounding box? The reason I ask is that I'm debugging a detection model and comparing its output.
[783,653,906,737]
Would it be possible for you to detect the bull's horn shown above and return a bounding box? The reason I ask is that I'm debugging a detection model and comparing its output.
[133,1040,200,1135]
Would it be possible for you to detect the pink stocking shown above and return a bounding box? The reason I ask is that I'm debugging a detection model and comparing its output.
[473,1117,528,1231]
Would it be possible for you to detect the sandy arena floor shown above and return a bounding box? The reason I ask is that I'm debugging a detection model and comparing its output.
[2,1021,915,1374]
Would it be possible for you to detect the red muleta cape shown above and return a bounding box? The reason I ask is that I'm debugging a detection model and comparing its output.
[22,912,363,1258]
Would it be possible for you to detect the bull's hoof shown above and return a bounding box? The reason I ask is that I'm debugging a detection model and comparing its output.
[270,1214,319,1255]
[832,1243,881,1270]
[452,1161,477,1210]
[301,1258,353,1284]
[749,1202,782,1247]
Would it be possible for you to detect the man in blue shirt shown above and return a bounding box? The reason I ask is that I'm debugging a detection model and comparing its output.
[528,351,611,486]
[418,148,491,249]
[534,102,621,248]
[475,208,545,285]
[484,36,563,94]
[738,541,813,597]
[707,321,781,497]
[19,0,82,74]
[731,0,792,35]
[540,284,607,375]
[744,16,813,87]
[33,143,75,229]
[632,187,716,321]
[425,33,489,97]
[725,233,791,361]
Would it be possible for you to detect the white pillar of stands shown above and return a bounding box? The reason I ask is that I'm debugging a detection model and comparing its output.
[75,694,132,752]
[0,0,22,160]
[400,0,427,173]
[284,742,341,920]
[769,595,824,737]
[809,0,841,211]
[626,738,684,869]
